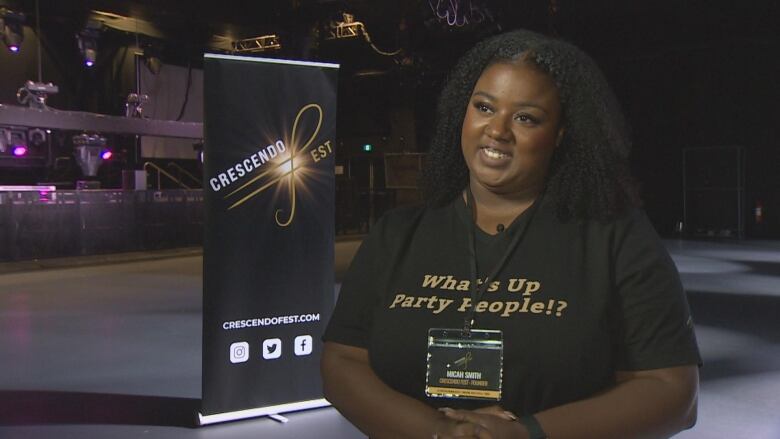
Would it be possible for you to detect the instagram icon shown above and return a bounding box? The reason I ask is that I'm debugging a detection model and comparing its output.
[230,342,249,363]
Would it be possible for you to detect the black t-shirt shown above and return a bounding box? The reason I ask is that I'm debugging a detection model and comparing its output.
[323,195,701,416]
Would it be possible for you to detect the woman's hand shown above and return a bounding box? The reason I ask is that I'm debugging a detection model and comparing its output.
[431,415,491,439]
[438,407,528,439]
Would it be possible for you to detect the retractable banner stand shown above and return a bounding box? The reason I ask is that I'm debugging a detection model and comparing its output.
[200,54,338,425]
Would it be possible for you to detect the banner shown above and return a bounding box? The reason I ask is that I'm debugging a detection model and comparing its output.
[200,54,338,424]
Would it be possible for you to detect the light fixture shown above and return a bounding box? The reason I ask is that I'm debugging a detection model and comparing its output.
[12,145,28,157]
[2,128,28,157]
[0,8,25,53]
[141,42,163,74]
[72,133,107,176]
[77,21,102,67]
[0,128,27,155]
[16,80,59,109]
[101,150,113,160]
[28,128,47,146]
[125,93,149,118]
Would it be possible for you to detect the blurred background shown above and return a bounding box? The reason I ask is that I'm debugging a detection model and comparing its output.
[0,0,777,262]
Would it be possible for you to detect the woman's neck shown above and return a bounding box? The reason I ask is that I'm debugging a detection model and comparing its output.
[466,179,542,234]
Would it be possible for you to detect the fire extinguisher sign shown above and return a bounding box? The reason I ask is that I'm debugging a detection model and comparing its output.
[755,200,764,224]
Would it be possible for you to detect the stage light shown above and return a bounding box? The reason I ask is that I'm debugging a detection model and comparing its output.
[16,80,59,109]
[145,54,161,74]
[101,150,112,160]
[2,128,29,157]
[1,8,25,53]
[28,128,47,146]
[13,145,28,157]
[125,93,149,118]
[363,143,374,152]
[72,133,107,177]
[139,42,163,74]
[77,22,101,68]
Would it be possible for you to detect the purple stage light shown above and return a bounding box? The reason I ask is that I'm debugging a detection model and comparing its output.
[85,60,94,67]
[12,146,28,156]
[101,150,112,160]
[9,45,19,53]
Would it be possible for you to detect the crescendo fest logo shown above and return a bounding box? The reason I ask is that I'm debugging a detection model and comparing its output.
[209,103,334,227]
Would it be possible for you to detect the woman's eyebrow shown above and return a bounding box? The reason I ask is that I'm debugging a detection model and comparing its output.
[471,91,549,114]
[472,91,496,100]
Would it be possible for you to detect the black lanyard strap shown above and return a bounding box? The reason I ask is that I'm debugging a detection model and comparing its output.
[463,186,542,335]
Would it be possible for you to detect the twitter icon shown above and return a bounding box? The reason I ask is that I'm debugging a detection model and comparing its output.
[262,338,282,360]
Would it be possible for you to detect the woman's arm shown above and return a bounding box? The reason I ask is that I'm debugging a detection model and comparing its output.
[447,365,698,439]
[535,365,698,439]
[322,341,491,439]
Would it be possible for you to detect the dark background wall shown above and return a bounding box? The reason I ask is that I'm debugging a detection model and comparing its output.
[1,0,778,237]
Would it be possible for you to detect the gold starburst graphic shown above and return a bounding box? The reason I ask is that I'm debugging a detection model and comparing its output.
[224,103,328,227]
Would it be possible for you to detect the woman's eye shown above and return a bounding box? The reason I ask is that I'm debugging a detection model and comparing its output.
[515,114,536,123]
[474,102,492,113]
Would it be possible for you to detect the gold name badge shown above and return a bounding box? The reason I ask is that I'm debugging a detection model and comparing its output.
[425,328,503,401]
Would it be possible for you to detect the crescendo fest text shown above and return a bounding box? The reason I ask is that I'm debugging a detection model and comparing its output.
[209,140,287,192]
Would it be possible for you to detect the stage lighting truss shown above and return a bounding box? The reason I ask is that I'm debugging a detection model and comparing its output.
[326,12,401,56]
[327,13,365,40]
[16,80,59,110]
[231,34,281,53]
[77,21,102,67]
[0,7,25,53]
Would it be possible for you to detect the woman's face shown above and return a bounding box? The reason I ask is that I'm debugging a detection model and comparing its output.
[461,61,563,196]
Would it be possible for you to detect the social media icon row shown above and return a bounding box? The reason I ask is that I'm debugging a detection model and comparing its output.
[229,335,313,364]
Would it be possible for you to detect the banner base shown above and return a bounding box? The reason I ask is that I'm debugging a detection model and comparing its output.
[197,398,331,426]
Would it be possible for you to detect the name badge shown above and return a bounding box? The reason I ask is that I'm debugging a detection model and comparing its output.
[425,328,503,401]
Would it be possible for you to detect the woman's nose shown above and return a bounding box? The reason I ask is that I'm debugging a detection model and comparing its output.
[485,116,511,141]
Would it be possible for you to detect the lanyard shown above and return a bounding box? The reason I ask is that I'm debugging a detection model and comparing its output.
[463,186,542,336]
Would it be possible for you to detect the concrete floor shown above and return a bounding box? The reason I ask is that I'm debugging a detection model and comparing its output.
[0,239,778,438]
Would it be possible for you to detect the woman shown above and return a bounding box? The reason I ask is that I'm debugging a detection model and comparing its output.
[322,30,700,439]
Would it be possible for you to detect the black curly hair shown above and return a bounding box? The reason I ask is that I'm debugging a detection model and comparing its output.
[422,29,640,221]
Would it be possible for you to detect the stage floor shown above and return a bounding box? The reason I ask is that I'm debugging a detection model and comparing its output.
[0,239,778,438]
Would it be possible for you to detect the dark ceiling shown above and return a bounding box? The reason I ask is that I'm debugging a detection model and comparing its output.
[4,0,777,67]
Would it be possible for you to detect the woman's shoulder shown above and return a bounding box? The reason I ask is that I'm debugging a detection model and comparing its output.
[545,202,661,253]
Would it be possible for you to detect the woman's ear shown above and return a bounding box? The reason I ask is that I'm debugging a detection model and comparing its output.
[555,127,565,148]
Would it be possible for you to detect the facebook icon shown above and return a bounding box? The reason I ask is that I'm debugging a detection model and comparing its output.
[294,335,313,356]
